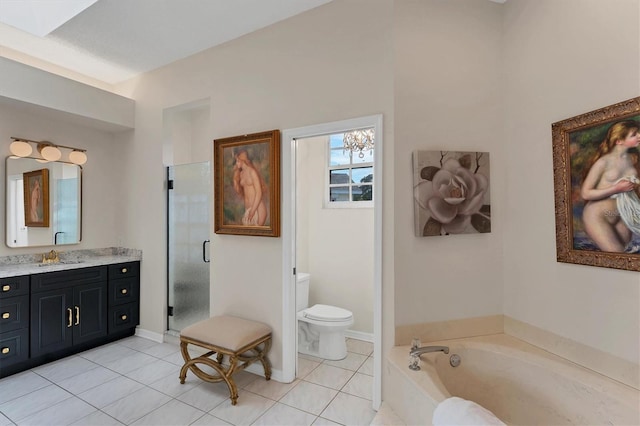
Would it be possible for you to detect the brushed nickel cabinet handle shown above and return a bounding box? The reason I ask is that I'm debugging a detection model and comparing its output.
[121,314,127,321]
[121,268,128,274]
[2,285,10,292]
[67,308,73,328]
[75,306,80,326]
[2,312,9,319]
[121,288,128,294]
[1,347,8,354]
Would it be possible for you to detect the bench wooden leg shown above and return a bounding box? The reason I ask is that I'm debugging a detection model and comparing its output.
[179,336,272,405]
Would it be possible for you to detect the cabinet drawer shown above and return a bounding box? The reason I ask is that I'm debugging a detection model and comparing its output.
[108,303,139,334]
[0,295,29,333]
[108,277,139,306]
[108,262,139,279]
[0,328,29,368]
[0,276,29,299]
[32,266,107,293]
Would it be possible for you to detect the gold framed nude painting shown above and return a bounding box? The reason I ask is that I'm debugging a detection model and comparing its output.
[552,97,640,271]
[214,130,280,237]
[23,168,50,227]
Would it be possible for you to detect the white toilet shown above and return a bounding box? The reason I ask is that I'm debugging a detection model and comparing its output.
[296,272,354,360]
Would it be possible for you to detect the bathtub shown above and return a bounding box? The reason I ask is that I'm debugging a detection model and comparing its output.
[386,334,640,425]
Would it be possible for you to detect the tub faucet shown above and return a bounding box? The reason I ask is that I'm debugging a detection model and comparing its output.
[410,345,449,356]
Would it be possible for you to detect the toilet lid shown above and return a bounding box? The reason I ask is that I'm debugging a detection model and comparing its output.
[303,304,353,322]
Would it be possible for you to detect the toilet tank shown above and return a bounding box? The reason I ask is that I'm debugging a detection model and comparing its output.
[296,272,310,312]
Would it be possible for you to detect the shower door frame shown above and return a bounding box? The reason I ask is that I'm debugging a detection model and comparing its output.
[281,114,383,410]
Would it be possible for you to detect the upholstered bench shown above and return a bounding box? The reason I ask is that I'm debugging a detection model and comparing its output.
[179,315,272,405]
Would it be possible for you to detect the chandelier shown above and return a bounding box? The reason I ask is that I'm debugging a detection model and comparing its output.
[343,128,374,159]
[9,137,88,165]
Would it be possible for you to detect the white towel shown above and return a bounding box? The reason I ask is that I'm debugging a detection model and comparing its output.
[432,396,506,426]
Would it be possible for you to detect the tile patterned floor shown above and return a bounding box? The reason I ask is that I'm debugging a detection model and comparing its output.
[0,337,376,426]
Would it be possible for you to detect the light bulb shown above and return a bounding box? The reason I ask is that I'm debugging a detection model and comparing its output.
[39,145,62,161]
[69,150,87,165]
[10,140,32,157]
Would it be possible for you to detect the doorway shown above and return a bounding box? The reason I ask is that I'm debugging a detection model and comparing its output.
[282,115,383,410]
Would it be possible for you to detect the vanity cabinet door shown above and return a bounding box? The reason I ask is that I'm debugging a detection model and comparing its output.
[73,282,108,345]
[31,288,74,357]
[31,267,108,357]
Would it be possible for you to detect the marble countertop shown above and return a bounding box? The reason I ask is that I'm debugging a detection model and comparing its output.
[0,247,142,278]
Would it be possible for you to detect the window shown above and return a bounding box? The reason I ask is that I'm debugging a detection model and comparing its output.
[327,129,374,206]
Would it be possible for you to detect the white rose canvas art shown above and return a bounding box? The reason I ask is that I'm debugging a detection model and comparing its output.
[413,150,491,237]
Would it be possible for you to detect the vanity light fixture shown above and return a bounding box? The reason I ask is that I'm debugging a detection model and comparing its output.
[342,128,375,159]
[9,137,88,165]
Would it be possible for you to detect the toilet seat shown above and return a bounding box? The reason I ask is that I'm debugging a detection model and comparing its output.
[301,304,353,322]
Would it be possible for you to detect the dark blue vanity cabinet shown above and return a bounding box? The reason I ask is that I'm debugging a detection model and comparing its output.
[0,276,30,370]
[0,261,140,378]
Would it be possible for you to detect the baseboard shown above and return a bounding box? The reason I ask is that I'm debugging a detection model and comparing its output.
[135,327,164,343]
[244,363,286,383]
[346,329,374,343]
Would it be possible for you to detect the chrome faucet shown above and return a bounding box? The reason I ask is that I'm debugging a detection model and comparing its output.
[409,345,449,356]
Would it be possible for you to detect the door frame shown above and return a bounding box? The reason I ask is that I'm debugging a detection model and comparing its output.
[281,114,383,410]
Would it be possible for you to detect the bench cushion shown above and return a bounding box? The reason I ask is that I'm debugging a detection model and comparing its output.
[180,315,271,352]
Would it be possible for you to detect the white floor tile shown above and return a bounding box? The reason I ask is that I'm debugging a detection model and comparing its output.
[209,392,275,426]
[279,381,338,416]
[0,384,72,422]
[139,342,181,359]
[71,410,124,425]
[77,376,144,408]
[17,396,96,426]
[252,402,316,426]
[2,335,380,426]
[101,387,171,425]
[297,357,320,379]
[231,371,259,389]
[346,339,374,356]
[32,355,98,383]
[312,417,342,426]
[342,372,373,400]
[370,401,406,426]
[0,371,50,404]
[0,412,12,426]
[148,373,200,398]
[131,398,205,426]
[103,351,157,375]
[176,382,229,412]
[56,365,120,394]
[320,392,376,426]
[243,378,298,401]
[117,336,160,351]
[79,343,138,366]
[323,352,368,372]
[358,356,374,376]
[303,364,354,391]
[190,414,231,425]
[126,359,178,385]
[162,350,186,366]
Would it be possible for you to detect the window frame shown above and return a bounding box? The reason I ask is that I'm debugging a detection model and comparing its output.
[324,131,374,209]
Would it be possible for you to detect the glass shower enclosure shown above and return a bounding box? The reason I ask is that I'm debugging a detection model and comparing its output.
[167,162,211,333]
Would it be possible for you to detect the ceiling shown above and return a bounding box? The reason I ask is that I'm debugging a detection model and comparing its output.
[0,0,332,85]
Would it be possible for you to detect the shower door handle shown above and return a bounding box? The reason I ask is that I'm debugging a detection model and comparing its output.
[203,240,210,263]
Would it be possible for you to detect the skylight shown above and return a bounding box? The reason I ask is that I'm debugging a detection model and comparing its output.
[0,0,97,37]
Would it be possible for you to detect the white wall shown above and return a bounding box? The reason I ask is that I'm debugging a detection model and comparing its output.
[502,0,640,364]
[115,0,395,372]
[393,0,505,330]
[0,101,125,257]
[296,136,374,333]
